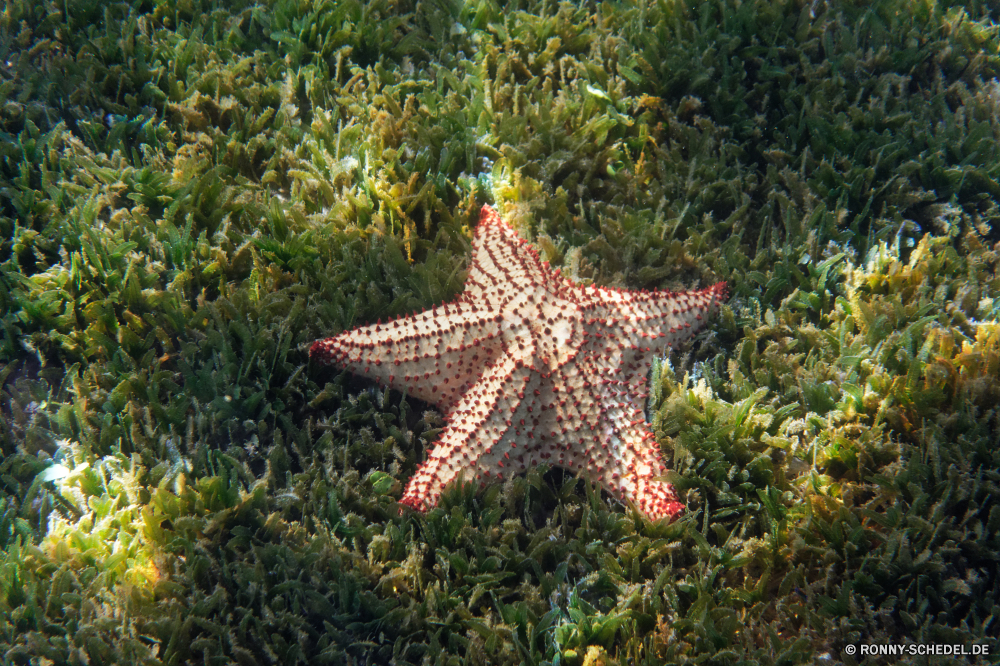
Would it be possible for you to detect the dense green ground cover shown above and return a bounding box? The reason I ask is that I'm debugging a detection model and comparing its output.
[2,0,999,663]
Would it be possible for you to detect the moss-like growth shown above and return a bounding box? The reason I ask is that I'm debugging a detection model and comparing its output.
[2,0,998,664]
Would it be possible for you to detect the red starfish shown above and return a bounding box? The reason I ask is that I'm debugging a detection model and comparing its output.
[311,205,727,520]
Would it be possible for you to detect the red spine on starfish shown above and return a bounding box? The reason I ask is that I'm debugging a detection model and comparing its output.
[310,204,727,521]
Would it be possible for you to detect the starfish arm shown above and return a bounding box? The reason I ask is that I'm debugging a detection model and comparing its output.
[577,283,727,387]
[615,422,685,522]
[592,365,684,521]
[399,352,532,511]
[309,302,505,409]
[587,282,728,353]
[540,354,683,521]
[587,343,685,521]
[464,205,573,309]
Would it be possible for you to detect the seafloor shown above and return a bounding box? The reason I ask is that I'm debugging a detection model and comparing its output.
[1,1,999,664]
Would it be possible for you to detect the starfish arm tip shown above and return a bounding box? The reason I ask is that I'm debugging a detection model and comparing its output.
[711,281,730,301]
[309,338,334,364]
[479,203,502,226]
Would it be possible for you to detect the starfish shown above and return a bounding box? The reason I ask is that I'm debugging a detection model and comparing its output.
[310,205,727,520]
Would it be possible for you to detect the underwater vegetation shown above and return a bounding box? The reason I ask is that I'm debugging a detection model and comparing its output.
[1,0,999,663]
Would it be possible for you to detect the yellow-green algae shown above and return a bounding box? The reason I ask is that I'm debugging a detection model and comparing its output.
[1,0,999,664]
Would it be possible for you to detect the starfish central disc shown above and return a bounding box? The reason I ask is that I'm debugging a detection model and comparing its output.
[310,205,727,521]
